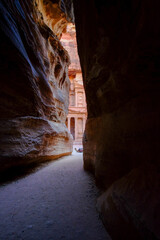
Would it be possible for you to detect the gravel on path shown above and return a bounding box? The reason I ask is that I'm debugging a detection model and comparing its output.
[0,153,111,240]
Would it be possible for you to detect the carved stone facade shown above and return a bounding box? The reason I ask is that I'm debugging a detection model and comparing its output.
[66,71,87,145]
[61,23,87,145]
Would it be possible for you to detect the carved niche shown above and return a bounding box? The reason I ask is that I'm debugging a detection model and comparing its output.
[77,92,83,107]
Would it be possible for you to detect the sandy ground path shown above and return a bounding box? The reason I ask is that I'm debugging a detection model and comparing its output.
[0,153,111,240]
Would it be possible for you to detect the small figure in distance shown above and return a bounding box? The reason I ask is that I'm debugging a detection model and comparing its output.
[75,148,83,153]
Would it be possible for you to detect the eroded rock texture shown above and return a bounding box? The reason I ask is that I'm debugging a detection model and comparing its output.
[0,0,73,172]
[61,23,80,71]
[74,0,160,239]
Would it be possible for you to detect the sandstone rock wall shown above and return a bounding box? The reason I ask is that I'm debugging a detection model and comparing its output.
[74,0,160,239]
[61,23,81,71]
[0,0,73,172]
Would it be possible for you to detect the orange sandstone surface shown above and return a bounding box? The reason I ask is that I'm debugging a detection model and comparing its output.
[0,0,73,172]
[61,24,87,145]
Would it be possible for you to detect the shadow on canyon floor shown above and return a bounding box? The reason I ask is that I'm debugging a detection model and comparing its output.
[0,155,72,186]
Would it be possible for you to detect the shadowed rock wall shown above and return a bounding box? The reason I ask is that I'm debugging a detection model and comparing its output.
[73,0,160,239]
[0,0,73,172]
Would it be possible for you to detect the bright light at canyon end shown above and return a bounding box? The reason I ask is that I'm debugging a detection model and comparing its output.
[61,23,87,147]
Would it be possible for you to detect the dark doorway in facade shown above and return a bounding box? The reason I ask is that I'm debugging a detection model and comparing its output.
[70,117,75,140]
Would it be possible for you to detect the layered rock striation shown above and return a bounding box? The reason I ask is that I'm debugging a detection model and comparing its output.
[74,0,160,239]
[61,23,81,71]
[0,0,73,172]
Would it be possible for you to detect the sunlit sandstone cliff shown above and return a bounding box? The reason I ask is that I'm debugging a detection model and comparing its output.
[0,0,73,172]
[61,23,80,71]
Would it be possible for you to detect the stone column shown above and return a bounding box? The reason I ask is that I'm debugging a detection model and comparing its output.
[83,91,85,107]
[68,117,70,132]
[75,117,77,142]
[83,117,86,132]
[75,90,78,107]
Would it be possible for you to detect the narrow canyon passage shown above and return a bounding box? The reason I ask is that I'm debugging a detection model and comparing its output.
[0,153,111,240]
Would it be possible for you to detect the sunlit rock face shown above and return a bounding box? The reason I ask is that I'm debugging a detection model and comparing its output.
[74,0,160,239]
[35,0,67,38]
[0,0,73,171]
[61,23,80,71]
